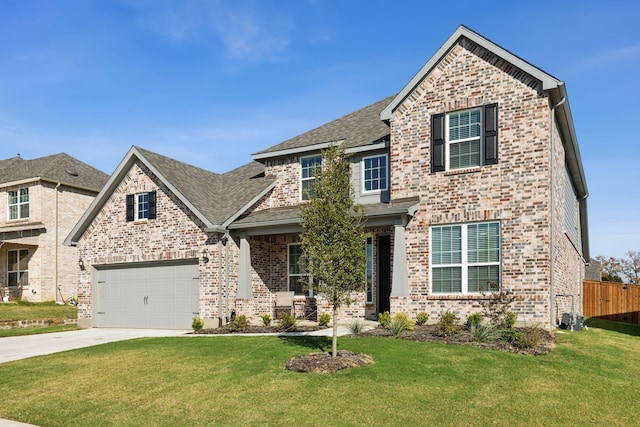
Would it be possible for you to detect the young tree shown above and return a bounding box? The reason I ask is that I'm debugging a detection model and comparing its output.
[595,255,623,283]
[620,251,640,284]
[299,144,367,357]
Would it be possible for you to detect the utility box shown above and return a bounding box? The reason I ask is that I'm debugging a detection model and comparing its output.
[560,313,584,331]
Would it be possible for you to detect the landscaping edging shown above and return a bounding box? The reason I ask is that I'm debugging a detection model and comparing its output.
[0,318,78,330]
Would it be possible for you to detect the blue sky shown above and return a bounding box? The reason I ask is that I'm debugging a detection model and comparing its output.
[0,0,638,259]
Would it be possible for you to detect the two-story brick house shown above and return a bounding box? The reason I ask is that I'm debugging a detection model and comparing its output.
[0,153,108,302]
[66,26,588,330]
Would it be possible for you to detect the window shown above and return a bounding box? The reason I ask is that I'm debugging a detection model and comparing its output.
[431,221,500,294]
[366,238,373,303]
[448,108,481,170]
[126,191,156,222]
[7,249,29,287]
[565,168,580,244]
[431,104,498,172]
[288,244,311,296]
[8,188,29,220]
[363,154,388,193]
[300,155,322,201]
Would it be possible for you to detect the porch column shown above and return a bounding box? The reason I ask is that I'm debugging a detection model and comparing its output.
[237,233,252,299]
[391,218,409,296]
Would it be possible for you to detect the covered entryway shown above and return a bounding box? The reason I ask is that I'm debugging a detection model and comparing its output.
[93,260,199,329]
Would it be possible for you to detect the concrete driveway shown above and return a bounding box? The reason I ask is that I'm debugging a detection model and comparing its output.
[0,328,188,364]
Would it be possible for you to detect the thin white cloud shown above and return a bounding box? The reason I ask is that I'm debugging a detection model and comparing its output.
[568,43,640,73]
[122,0,294,62]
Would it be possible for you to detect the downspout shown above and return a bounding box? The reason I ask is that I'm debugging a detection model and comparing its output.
[549,96,566,328]
[224,234,230,322]
[55,183,61,302]
[217,237,223,327]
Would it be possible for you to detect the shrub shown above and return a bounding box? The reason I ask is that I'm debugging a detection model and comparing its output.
[348,321,365,334]
[378,311,391,329]
[500,328,523,344]
[261,314,272,327]
[277,313,297,331]
[415,312,430,326]
[392,313,415,331]
[480,290,516,326]
[388,319,408,337]
[466,312,484,328]
[504,311,518,328]
[318,312,331,327]
[436,310,461,337]
[516,325,543,349]
[231,314,250,332]
[192,316,204,332]
[470,322,499,343]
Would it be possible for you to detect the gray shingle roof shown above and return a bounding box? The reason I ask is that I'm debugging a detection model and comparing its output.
[135,147,274,226]
[0,153,108,192]
[252,95,395,158]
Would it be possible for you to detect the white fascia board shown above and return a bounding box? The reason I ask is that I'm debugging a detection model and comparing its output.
[0,177,40,188]
[252,140,345,161]
[381,25,562,121]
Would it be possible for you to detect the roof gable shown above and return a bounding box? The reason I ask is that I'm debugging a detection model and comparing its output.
[64,146,275,245]
[380,25,562,121]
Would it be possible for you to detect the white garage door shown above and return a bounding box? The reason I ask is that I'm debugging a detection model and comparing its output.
[93,261,200,329]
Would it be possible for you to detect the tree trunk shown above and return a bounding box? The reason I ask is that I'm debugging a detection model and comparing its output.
[332,305,338,357]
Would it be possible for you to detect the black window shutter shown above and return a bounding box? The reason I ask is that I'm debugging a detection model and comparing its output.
[126,194,135,222]
[148,191,157,220]
[484,103,498,165]
[431,113,445,172]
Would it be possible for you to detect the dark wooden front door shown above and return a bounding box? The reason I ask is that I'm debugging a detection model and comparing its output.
[377,235,391,314]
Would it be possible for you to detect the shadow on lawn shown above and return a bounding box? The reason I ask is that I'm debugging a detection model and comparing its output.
[278,335,332,353]
[585,317,640,337]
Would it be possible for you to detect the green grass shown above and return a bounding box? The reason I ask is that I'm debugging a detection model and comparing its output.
[0,300,77,322]
[0,319,639,426]
[0,324,79,338]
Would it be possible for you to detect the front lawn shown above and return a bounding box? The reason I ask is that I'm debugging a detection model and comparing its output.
[0,319,639,426]
[0,300,77,322]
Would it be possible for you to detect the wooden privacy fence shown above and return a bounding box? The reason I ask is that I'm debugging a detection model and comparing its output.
[583,280,640,324]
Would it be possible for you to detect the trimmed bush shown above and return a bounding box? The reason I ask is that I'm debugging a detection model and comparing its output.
[500,328,523,344]
[504,311,518,328]
[192,317,204,332]
[466,312,484,328]
[232,314,249,331]
[436,310,461,337]
[415,312,430,326]
[378,311,391,329]
[392,313,415,331]
[318,312,331,327]
[261,314,272,327]
[277,313,297,331]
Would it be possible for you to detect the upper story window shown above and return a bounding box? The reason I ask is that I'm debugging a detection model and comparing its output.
[126,191,156,222]
[430,221,501,294]
[431,104,498,173]
[300,155,322,201]
[8,188,29,220]
[448,109,481,170]
[362,154,388,193]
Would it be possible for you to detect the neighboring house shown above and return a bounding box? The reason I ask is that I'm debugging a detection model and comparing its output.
[0,153,108,302]
[65,25,588,330]
[585,258,602,282]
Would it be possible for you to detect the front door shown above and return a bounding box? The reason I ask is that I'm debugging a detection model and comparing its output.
[377,235,391,314]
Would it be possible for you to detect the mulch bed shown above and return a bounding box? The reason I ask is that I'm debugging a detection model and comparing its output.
[192,322,555,373]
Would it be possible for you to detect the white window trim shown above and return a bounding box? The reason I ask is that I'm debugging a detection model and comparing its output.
[362,154,389,194]
[445,108,483,172]
[7,188,29,221]
[136,193,149,221]
[429,221,501,295]
[300,154,322,201]
[288,243,313,296]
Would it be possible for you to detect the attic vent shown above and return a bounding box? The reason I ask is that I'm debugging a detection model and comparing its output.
[65,168,79,177]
